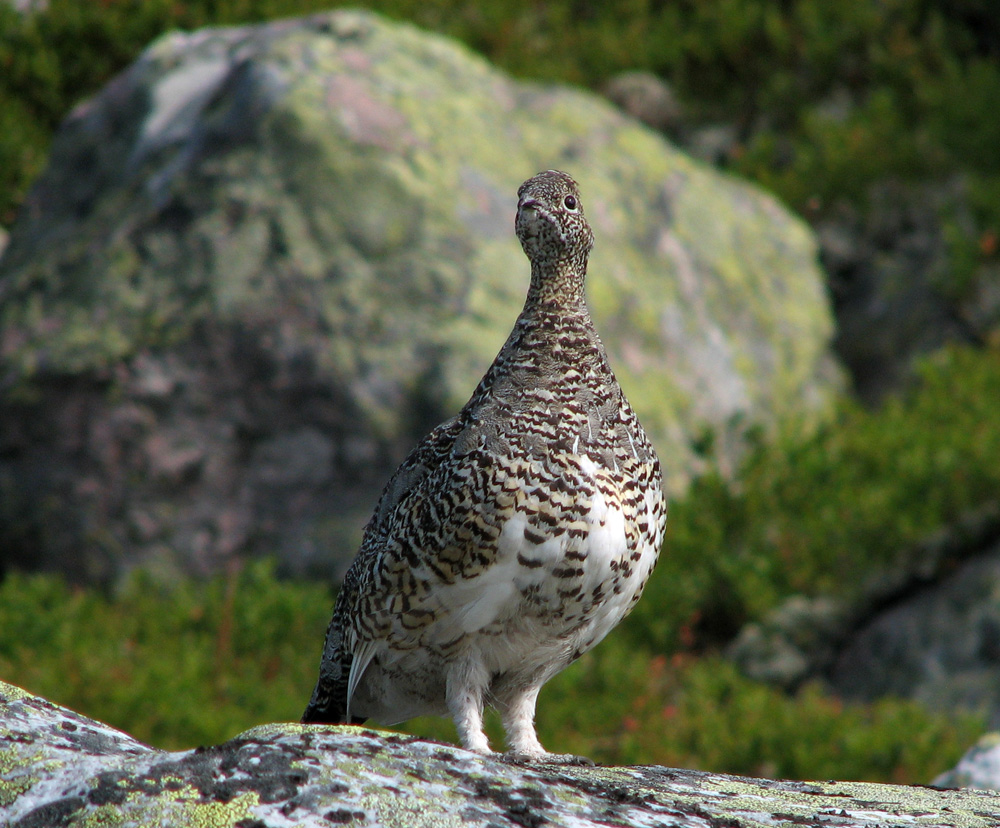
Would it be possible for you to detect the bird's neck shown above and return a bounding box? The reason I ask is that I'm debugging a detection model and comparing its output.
[464,267,613,414]
[523,259,588,312]
[499,260,610,380]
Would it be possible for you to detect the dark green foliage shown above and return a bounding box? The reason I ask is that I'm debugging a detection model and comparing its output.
[631,345,1000,654]
[0,565,981,782]
[2,0,1000,243]
[399,644,981,782]
[0,563,980,782]
[539,650,980,782]
[0,561,333,748]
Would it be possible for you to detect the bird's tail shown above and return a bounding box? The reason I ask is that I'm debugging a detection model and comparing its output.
[301,614,366,725]
[301,679,364,725]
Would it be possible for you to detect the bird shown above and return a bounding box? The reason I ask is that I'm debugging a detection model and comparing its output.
[302,170,666,762]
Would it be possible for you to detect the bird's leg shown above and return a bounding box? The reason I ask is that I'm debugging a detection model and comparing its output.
[446,656,491,753]
[499,684,545,758]
[499,684,595,766]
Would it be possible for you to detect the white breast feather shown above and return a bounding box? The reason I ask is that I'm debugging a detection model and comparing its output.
[576,454,628,591]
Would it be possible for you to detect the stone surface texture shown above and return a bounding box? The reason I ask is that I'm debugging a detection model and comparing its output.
[3,679,998,827]
[818,177,1000,402]
[0,10,840,583]
[935,732,1000,791]
[829,541,1000,726]
[727,505,1000,724]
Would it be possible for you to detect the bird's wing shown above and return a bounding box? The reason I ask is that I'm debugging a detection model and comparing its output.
[339,413,563,655]
[302,416,463,723]
[365,414,462,535]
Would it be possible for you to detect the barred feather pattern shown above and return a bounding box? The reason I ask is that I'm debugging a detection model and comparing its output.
[302,170,666,759]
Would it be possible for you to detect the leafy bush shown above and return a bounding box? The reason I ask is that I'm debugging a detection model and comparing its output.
[1,1,1000,229]
[0,563,980,782]
[630,344,1000,653]
[0,561,332,748]
[409,643,981,782]
[539,649,980,782]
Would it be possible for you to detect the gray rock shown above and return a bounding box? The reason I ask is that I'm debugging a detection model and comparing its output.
[603,71,683,134]
[934,733,1000,791]
[727,595,853,690]
[685,123,742,166]
[829,542,1000,726]
[3,0,45,12]
[0,9,841,584]
[819,177,1000,402]
[728,502,1000,715]
[3,679,998,827]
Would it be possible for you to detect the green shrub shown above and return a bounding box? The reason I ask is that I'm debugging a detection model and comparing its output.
[0,563,980,783]
[2,0,1000,222]
[0,91,50,226]
[0,561,332,748]
[535,648,981,782]
[405,643,982,782]
[629,344,1000,653]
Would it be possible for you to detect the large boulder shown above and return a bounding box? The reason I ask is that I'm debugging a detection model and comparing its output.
[727,503,1000,723]
[0,10,841,584]
[819,178,1000,402]
[2,679,996,826]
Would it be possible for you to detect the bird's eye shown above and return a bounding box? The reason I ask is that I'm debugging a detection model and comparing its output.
[564,195,577,210]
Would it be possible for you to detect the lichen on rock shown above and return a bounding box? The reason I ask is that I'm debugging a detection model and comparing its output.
[0,9,841,583]
[2,680,998,827]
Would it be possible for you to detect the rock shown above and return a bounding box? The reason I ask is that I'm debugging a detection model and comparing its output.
[4,0,42,12]
[685,123,742,166]
[819,177,1000,402]
[3,680,997,827]
[0,9,841,584]
[829,542,1000,725]
[726,595,853,690]
[935,733,1000,791]
[728,503,1000,721]
[602,71,683,135]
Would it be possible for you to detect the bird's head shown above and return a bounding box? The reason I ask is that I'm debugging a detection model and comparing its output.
[515,170,594,269]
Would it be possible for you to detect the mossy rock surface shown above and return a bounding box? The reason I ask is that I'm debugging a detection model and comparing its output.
[0,10,840,582]
[1,679,996,827]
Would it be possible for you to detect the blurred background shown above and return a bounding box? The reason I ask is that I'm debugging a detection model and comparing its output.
[1,0,999,784]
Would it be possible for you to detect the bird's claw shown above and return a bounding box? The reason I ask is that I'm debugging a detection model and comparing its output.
[500,751,595,766]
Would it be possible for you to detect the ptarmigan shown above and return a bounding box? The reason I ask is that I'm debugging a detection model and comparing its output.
[302,170,666,762]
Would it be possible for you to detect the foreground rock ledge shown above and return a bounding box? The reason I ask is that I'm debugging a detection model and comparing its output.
[0,681,992,827]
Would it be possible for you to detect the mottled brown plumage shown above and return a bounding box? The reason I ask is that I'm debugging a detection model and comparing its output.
[302,170,666,760]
